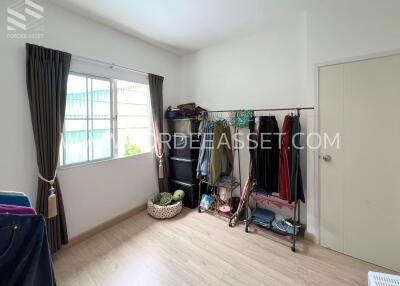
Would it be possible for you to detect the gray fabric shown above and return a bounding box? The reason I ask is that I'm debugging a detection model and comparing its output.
[26,43,70,253]
[197,121,214,178]
[148,74,168,193]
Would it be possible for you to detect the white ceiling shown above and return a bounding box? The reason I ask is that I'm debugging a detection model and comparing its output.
[50,0,306,55]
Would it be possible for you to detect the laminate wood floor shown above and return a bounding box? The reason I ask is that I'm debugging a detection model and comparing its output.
[53,208,395,286]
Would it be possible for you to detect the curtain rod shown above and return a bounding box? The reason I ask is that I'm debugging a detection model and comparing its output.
[72,54,149,76]
[202,107,315,113]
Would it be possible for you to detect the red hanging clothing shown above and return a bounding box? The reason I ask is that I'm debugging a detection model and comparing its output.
[279,115,293,201]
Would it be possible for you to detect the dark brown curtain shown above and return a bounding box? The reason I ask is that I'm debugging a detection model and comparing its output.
[148,74,168,193]
[26,43,70,253]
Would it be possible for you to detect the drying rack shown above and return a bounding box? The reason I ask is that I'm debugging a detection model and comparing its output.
[197,106,314,252]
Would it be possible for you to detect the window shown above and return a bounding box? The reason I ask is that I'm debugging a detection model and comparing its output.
[60,73,152,166]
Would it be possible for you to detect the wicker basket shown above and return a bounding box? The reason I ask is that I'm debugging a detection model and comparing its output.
[147,199,183,219]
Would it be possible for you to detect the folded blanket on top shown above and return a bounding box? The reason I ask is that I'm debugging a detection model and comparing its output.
[0,204,36,215]
[0,193,31,208]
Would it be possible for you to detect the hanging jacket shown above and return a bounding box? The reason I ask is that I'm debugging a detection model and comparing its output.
[255,116,279,193]
[290,115,305,203]
[248,116,257,180]
[278,115,293,201]
[197,120,214,178]
[209,121,234,186]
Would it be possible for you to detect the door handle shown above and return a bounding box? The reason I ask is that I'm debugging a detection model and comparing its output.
[322,155,332,162]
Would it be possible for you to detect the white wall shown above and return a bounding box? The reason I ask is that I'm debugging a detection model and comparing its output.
[180,0,400,238]
[0,0,181,238]
[181,12,307,109]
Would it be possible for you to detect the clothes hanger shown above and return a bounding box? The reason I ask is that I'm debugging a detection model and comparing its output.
[216,112,226,124]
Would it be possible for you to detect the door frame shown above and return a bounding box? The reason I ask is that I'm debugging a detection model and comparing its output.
[314,49,400,245]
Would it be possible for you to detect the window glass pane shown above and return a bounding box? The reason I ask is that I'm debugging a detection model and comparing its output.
[116,80,148,104]
[87,78,112,161]
[63,119,88,165]
[89,78,111,119]
[116,80,152,157]
[89,120,112,160]
[61,74,152,166]
[117,128,151,157]
[117,116,148,129]
[65,75,87,120]
[117,104,147,117]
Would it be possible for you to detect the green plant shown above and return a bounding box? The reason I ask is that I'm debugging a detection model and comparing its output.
[153,193,161,204]
[124,136,143,156]
[158,192,173,206]
[172,190,185,202]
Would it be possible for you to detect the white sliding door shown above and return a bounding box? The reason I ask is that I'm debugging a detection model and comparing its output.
[320,54,400,272]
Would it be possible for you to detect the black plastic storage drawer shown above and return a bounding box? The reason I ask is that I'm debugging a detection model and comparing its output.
[170,179,199,209]
[168,157,198,183]
[168,134,200,159]
[167,118,200,135]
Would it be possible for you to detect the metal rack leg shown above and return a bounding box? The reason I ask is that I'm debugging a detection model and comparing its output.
[291,108,301,252]
[245,218,251,233]
[297,202,301,224]
[244,204,251,232]
[292,200,297,252]
[198,180,202,213]
[236,134,242,192]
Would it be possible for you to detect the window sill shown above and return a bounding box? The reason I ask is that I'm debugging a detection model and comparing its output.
[58,151,153,171]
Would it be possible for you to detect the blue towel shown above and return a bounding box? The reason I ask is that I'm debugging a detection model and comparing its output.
[0,193,31,207]
[252,207,275,224]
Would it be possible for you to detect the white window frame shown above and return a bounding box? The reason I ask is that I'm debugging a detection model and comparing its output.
[60,72,152,167]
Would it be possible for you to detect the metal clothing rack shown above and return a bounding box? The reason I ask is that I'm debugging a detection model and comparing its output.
[197,110,243,218]
[197,106,314,252]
